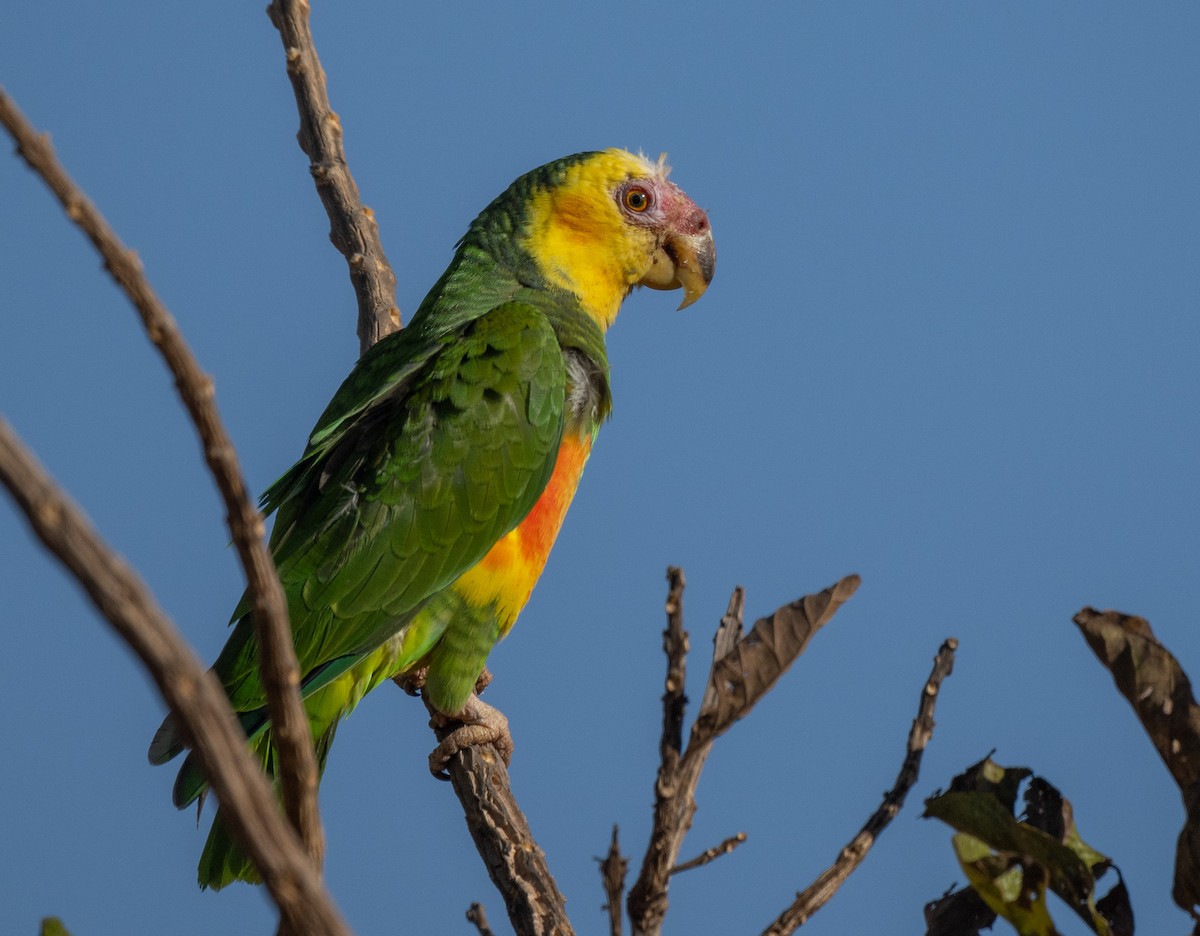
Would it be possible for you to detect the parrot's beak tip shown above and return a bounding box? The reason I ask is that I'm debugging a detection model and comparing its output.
[641,227,716,310]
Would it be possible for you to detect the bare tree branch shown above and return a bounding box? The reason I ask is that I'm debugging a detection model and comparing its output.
[627,574,861,936]
[266,0,401,353]
[0,419,350,936]
[438,739,575,936]
[670,832,747,876]
[626,568,696,935]
[762,637,958,934]
[0,85,324,872]
[599,826,629,936]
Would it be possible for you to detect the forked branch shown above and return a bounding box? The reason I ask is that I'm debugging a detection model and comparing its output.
[627,572,862,936]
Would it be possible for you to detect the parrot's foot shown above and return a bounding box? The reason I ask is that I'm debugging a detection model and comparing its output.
[393,667,428,696]
[474,666,493,694]
[428,693,512,780]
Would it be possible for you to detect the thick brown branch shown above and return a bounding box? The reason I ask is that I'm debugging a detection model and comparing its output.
[761,638,958,934]
[599,826,629,936]
[266,0,400,353]
[0,86,323,871]
[0,420,350,936]
[628,575,860,936]
[439,740,575,936]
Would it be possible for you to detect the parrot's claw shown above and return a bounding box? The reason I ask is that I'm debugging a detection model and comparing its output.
[428,694,513,780]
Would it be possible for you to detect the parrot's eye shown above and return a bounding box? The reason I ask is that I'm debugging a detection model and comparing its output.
[624,187,651,213]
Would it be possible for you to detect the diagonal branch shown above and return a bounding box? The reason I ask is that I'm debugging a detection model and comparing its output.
[761,638,958,934]
[266,0,401,353]
[627,573,861,936]
[440,740,575,936]
[0,419,350,936]
[0,86,323,872]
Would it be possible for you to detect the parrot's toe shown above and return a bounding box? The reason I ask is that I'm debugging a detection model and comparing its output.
[392,667,428,696]
[427,693,513,780]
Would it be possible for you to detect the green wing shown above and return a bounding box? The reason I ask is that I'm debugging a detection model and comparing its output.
[215,300,565,713]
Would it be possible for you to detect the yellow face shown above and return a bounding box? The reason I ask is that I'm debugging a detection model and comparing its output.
[523,149,714,330]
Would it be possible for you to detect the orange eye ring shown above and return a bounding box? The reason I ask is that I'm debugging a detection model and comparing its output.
[624,187,651,212]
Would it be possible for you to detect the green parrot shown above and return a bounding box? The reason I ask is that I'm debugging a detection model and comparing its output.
[149,148,715,888]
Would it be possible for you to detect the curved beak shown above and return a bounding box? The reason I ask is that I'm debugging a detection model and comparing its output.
[640,227,716,310]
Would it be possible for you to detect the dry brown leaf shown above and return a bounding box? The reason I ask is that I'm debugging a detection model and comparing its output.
[1074,607,1200,920]
[691,574,860,743]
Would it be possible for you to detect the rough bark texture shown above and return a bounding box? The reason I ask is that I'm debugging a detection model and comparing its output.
[444,743,576,936]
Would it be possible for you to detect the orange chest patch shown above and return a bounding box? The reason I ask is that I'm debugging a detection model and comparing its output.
[452,432,593,632]
[513,432,593,567]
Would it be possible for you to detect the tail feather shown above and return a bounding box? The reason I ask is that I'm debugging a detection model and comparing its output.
[197,720,340,890]
[148,713,184,765]
[172,750,209,810]
[198,804,263,889]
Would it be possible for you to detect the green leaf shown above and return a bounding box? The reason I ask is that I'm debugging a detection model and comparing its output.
[924,758,1132,936]
[952,834,1057,935]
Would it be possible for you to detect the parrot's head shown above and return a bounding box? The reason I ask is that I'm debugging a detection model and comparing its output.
[518,149,715,329]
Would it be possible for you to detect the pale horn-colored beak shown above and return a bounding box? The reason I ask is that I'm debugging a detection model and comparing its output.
[640,227,716,309]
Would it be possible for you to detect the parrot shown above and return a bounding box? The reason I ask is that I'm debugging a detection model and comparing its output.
[148,148,715,888]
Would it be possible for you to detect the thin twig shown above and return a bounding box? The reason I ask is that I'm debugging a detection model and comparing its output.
[670,832,747,876]
[761,638,959,934]
[0,86,324,872]
[466,903,496,936]
[266,0,401,353]
[599,826,629,936]
[0,419,350,936]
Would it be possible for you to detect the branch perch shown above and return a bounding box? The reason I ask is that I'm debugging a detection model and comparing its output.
[265,5,575,933]
[0,85,323,872]
[0,419,349,936]
[440,741,575,936]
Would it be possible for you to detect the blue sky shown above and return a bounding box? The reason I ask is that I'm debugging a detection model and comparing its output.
[2,3,1197,934]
